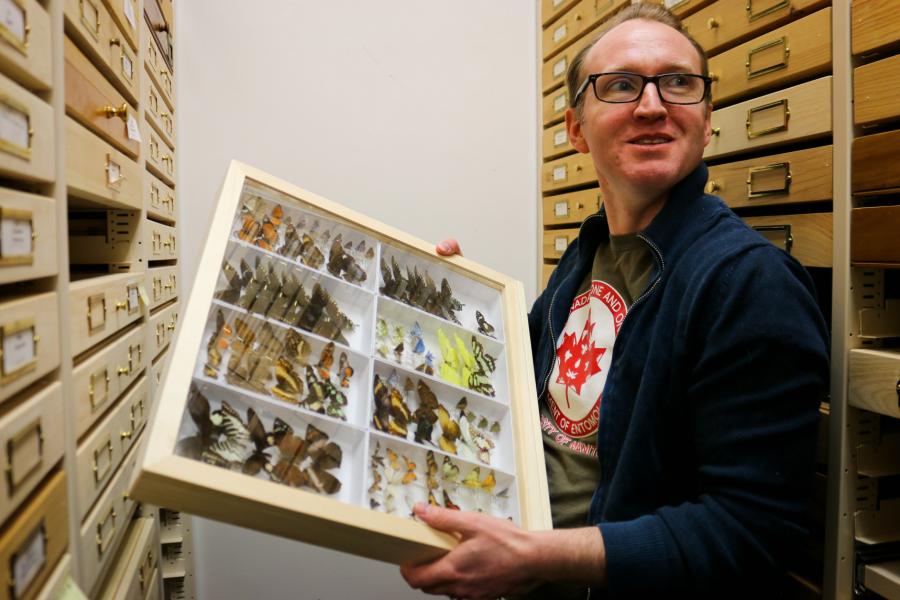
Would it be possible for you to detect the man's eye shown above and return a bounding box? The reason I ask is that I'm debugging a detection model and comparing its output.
[668,75,690,87]
[607,79,637,92]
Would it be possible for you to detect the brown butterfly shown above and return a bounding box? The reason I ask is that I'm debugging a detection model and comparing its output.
[317,341,336,379]
[338,352,353,388]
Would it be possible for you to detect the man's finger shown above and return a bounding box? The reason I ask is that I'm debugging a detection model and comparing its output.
[436,238,462,256]
[413,503,480,537]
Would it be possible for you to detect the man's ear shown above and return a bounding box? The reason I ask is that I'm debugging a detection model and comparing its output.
[565,107,591,154]
[702,101,713,147]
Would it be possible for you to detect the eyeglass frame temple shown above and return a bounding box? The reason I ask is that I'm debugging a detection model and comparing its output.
[572,72,712,106]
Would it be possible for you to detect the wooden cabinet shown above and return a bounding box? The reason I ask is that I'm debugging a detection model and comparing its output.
[145,219,176,261]
[96,517,160,600]
[542,86,569,127]
[851,206,900,266]
[541,0,628,60]
[854,53,900,127]
[147,265,178,310]
[541,0,580,27]
[143,122,174,187]
[0,190,57,285]
[0,70,54,183]
[743,212,832,268]
[0,0,52,91]
[65,116,141,209]
[542,227,579,260]
[69,272,145,357]
[0,292,59,405]
[541,122,572,161]
[148,301,177,358]
[850,349,900,420]
[851,0,900,57]
[541,40,584,94]
[541,187,601,227]
[144,171,175,222]
[541,151,595,192]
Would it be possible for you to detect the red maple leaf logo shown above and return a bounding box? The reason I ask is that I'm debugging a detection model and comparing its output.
[555,309,606,408]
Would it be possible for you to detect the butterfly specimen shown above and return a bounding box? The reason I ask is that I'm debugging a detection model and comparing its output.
[317,341,335,379]
[425,451,439,491]
[441,455,460,483]
[338,352,354,388]
[327,234,368,284]
[379,255,465,323]
[475,310,496,338]
[468,336,497,397]
[459,410,496,464]
[412,380,439,445]
[442,489,461,510]
[266,418,343,494]
[436,404,461,454]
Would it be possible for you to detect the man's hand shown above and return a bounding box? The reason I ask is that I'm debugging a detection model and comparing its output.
[400,504,539,599]
[435,238,462,257]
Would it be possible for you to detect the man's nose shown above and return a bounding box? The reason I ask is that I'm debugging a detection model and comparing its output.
[634,82,667,119]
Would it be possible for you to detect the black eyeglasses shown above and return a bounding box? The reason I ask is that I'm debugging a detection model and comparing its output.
[574,72,712,105]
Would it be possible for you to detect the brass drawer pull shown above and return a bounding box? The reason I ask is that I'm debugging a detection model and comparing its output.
[92,438,113,483]
[752,224,793,254]
[747,161,792,198]
[707,17,719,29]
[705,180,721,194]
[746,36,790,80]
[95,506,117,555]
[102,103,128,122]
[746,0,790,22]
[746,98,790,139]
[120,429,132,440]
[89,367,110,410]
[5,417,43,496]
[0,0,30,55]
[78,0,101,41]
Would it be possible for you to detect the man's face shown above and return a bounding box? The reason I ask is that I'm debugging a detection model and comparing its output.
[566,19,712,204]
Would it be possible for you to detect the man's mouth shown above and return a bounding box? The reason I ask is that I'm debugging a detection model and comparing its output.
[629,135,673,145]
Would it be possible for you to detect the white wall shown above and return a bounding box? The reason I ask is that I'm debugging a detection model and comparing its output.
[175,1,538,598]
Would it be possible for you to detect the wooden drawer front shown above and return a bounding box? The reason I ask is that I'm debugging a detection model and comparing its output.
[542,0,579,27]
[0,71,54,183]
[850,349,900,419]
[543,227,580,260]
[144,124,174,187]
[853,129,900,194]
[0,470,67,600]
[72,324,145,439]
[75,374,148,519]
[145,220,176,261]
[0,382,63,527]
[63,0,139,105]
[704,75,831,160]
[142,19,173,111]
[148,265,177,310]
[0,292,59,406]
[851,206,900,266]
[143,70,174,149]
[542,0,596,60]
[743,212,832,268]
[64,36,139,158]
[542,87,569,127]
[667,0,716,17]
[0,0,52,91]
[852,0,900,57]
[149,302,177,358]
[542,123,572,160]
[150,347,169,399]
[69,272,145,357]
[65,117,141,209]
[541,263,556,290]
[79,434,141,591]
[144,171,175,223]
[542,41,582,94]
[542,152,595,192]
[705,145,832,209]
[854,53,900,127]
[143,0,173,70]
[708,8,831,106]
[542,187,601,226]
[0,190,57,286]
[100,0,138,52]
[98,517,158,600]
[683,0,828,57]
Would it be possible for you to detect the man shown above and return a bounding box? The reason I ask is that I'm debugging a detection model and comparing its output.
[401,4,829,598]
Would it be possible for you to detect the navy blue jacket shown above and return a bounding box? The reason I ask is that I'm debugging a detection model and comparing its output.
[528,163,829,597]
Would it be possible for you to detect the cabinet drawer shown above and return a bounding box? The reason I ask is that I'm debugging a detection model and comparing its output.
[64,35,139,158]
[704,76,831,160]
[542,152,594,192]
[0,382,63,527]
[147,265,177,310]
[145,220,176,261]
[143,69,174,150]
[542,187,601,226]
[542,87,569,127]
[853,129,900,194]
[144,171,175,223]
[542,0,628,60]
[0,0,52,90]
[851,205,900,266]
[33,554,71,600]
[75,375,148,519]
[542,123,572,161]
[100,0,138,52]
[743,212,832,268]
[0,470,67,600]
[665,0,715,17]
[541,263,556,290]
[683,0,828,56]
[850,349,900,419]
[66,116,141,209]
[142,19,173,111]
[855,53,900,127]
[79,433,141,592]
[0,190,57,285]
[69,272,145,357]
[63,0,139,105]
[543,227,579,260]
[0,292,59,406]
[705,145,832,209]
[149,347,169,399]
[148,301,177,358]
[144,123,174,187]
[72,324,146,438]
[98,517,159,600]
[541,0,579,26]
[542,40,582,94]
[708,8,831,106]
[0,70,54,183]
[852,0,900,57]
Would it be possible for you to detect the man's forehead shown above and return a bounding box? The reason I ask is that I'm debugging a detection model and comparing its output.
[582,19,701,73]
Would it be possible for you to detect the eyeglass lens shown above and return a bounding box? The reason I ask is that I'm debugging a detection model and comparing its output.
[593,73,706,104]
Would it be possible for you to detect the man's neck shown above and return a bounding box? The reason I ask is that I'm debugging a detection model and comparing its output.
[600,184,668,235]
